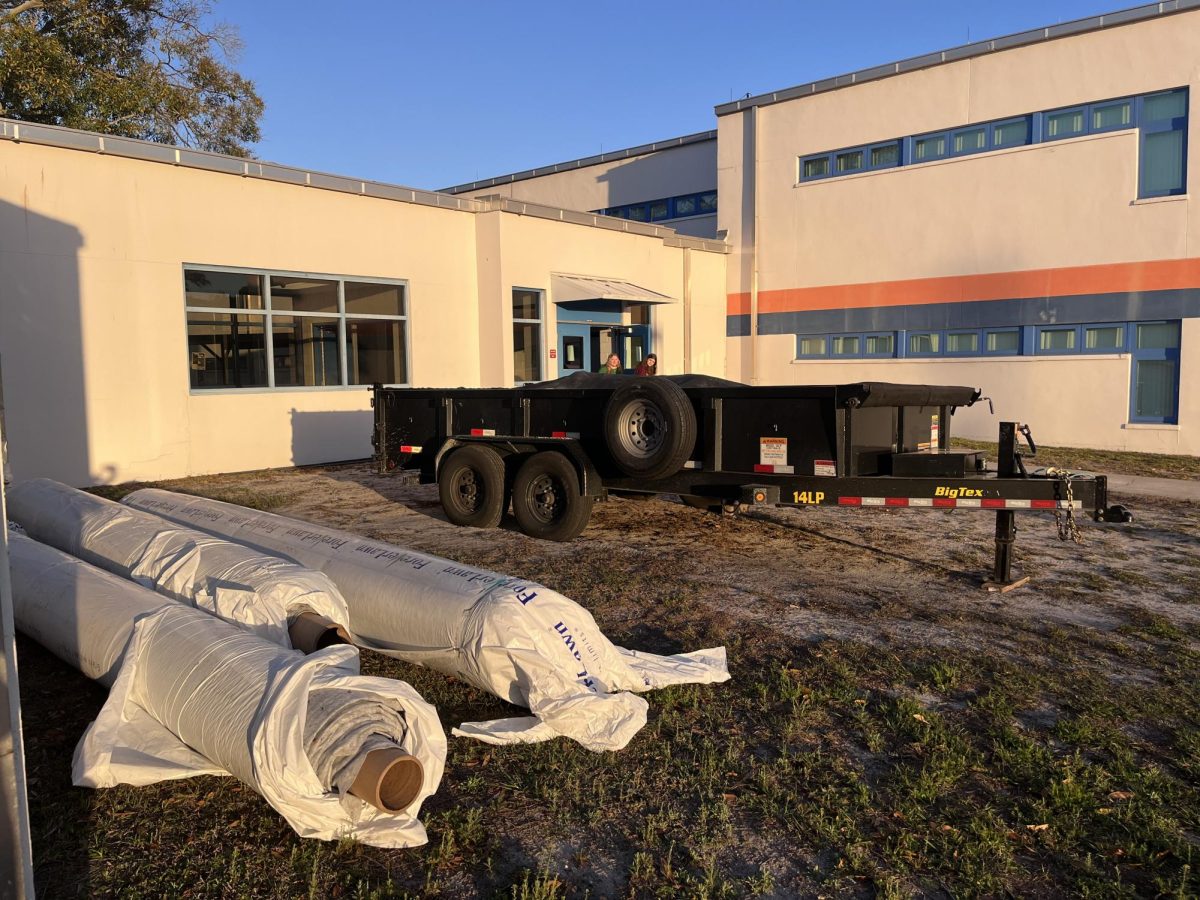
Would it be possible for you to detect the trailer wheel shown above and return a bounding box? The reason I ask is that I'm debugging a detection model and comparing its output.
[438,445,507,529]
[603,379,696,480]
[511,452,594,541]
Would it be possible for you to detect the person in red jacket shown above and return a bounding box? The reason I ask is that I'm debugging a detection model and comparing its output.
[635,353,658,376]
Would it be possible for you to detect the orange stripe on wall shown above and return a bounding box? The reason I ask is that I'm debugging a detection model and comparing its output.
[725,258,1200,317]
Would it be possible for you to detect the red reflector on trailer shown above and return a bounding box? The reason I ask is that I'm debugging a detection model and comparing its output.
[469,428,496,437]
[399,445,423,454]
[981,498,1006,509]
[839,497,862,506]
[933,498,956,508]
[1031,499,1057,509]
[885,497,909,507]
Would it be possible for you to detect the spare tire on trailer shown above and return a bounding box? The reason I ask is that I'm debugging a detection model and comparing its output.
[603,378,697,480]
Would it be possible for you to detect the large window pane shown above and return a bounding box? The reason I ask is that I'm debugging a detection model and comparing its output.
[986,330,1020,353]
[865,334,894,355]
[992,118,1028,148]
[798,336,826,356]
[346,319,406,385]
[1134,359,1177,419]
[513,322,542,382]
[835,150,864,173]
[1039,328,1076,351]
[185,269,263,310]
[1046,109,1085,139]
[1141,129,1185,195]
[946,332,978,353]
[913,134,946,161]
[802,157,829,179]
[1084,326,1123,350]
[831,335,859,355]
[269,276,339,314]
[187,312,268,389]
[870,143,900,168]
[908,332,939,354]
[345,281,405,317]
[513,289,540,321]
[1143,91,1187,123]
[1136,322,1181,349]
[272,315,342,387]
[1092,100,1132,131]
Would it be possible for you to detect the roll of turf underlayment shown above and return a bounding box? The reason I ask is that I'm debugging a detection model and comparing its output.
[7,531,445,847]
[123,488,732,752]
[7,479,350,650]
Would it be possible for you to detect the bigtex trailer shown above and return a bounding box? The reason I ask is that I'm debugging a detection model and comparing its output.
[372,375,1131,589]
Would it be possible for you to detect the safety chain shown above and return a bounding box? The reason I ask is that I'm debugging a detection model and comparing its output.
[1045,467,1083,545]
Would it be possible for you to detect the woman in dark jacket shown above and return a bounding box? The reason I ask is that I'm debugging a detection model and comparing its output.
[635,354,658,376]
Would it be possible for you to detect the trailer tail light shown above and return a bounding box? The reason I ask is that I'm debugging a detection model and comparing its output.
[399,445,423,454]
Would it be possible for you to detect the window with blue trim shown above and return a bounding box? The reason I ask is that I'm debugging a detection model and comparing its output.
[796,88,1188,199]
[1130,321,1180,423]
[598,190,718,222]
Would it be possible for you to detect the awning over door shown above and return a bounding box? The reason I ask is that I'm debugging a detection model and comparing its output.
[551,274,677,304]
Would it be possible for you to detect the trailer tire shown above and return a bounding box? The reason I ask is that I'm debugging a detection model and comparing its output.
[511,452,594,541]
[603,379,696,480]
[438,445,507,529]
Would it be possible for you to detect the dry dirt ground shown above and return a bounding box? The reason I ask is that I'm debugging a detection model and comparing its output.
[18,462,1200,898]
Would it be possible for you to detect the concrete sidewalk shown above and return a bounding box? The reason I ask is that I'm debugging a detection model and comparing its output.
[1104,473,1200,501]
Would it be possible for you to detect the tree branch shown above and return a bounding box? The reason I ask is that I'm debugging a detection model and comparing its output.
[1,0,45,22]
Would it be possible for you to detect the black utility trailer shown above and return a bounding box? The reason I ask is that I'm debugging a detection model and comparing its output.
[372,374,1131,589]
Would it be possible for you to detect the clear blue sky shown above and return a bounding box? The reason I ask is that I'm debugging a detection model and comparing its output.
[217,1,1138,190]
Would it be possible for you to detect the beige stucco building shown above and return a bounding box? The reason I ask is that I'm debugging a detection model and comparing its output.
[450,1,1200,457]
[0,124,726,484]
[2,1,1198,487]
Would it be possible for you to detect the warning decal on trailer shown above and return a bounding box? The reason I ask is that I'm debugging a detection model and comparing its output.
[759,437,788,468]
[814,459,836,476]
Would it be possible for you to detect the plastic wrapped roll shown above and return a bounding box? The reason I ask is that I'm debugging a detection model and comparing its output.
[7,479,350,649]
[8,532,445,847]
[123,488,731,752]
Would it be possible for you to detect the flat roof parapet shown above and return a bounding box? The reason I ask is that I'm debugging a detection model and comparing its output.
[715,0,1200,115]
[439,130,718,195]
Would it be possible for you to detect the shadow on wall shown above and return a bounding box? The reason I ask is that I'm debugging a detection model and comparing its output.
[0,200,89,486]
[593,148,719,240]
[289,408,375,469]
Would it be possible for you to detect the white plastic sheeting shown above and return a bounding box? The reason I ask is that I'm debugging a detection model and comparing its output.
[7,479,349,648]
[8,532,446,847]
[124,489,731,751]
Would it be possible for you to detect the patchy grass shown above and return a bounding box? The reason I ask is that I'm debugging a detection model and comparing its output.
[17,465,1200,897]
[951,439,1200,480]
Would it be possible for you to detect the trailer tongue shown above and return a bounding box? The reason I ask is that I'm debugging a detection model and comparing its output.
[372,376,1131,590]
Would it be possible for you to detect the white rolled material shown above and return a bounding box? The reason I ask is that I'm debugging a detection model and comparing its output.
[7,479,350,648]
[123,489,731,751]
[8,532,445,847]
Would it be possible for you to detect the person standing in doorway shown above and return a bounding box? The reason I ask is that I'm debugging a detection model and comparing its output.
[599,353,622,374]
[635,354,658,376]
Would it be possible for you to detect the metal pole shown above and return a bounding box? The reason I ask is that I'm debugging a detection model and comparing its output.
[0,370,35,898]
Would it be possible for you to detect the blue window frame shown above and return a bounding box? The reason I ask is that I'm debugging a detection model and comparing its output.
[1083,323,1125,351]
[984,328,1021,354]
[673,195,697,217]
[945,330,981,355]
[698,191,718,213]
[799,88,1188,197]
[797,335,828,357]
[906,331,941,357]
[864,333,895,357]
[1129,321,1180,423]
[1036,325,1080,354]
[1139,89,1188,198]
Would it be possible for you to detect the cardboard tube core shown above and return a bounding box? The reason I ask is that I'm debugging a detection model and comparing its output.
[289,612,351,653]
[348,748,425,813]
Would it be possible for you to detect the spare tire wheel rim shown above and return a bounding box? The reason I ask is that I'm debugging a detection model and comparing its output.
[616,399,666,459]
[528,474,565,523]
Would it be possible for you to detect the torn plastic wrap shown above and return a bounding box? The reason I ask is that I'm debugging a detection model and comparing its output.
[7,479,350,649]
[123,489,731,751]
[7,532,446,847]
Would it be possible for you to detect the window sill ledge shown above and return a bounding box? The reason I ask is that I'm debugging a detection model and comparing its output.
[1130,194,1188,206]
[1122,423,1180,431]
[791,354,1129,364]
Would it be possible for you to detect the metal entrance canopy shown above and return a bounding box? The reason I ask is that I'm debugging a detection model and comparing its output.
[551,274,677,304]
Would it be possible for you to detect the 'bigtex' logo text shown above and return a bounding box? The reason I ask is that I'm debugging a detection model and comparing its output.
[934,486,984,499]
